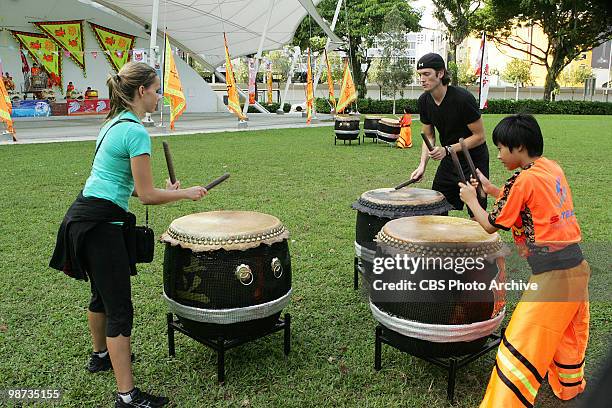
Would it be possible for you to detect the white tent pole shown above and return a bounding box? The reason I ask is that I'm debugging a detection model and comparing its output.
[313,0,342,94]
[297,0,343,46]
[143,0,160,125]
[282,46,301,108]
[243,0,275,116]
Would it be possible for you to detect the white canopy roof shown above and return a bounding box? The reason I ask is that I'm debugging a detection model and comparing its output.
[91,0,342,68]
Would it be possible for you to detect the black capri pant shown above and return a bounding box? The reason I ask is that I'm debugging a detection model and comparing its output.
[83,223,133,337]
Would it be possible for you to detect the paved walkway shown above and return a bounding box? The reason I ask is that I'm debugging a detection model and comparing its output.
[1,112,335,145]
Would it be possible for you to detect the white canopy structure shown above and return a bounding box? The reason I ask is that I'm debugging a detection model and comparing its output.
[0,0,342,117]
[91,0,343,68]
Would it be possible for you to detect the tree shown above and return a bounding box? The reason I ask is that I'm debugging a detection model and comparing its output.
[559,65,593,87]
[457,60,478,86]
[431,0,483,86]
[293,0,420,98]
[373,9,415,113]
[501,58,532,87]
[501,58,532,100]
[476,0,612,100]
[266,49,292,82]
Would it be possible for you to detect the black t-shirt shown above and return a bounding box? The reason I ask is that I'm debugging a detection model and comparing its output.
[418,85,482,148]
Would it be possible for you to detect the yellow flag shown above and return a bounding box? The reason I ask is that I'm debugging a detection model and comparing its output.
[34,21,86,75]
[306,48,314,124]
[324,49,336,110]
[224,33,245,120]
[89,22,135,73]
[0,71,16,139]
[336,60,357,113]
[163,35,186,130]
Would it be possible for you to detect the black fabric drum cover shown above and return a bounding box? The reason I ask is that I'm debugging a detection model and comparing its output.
[160,211,292,338]
[163,241,291,337]
[377,119,400,135]
[334,115,360,140]
[352,188,453,287]
[364,116,382,135]
[368,216,506,357]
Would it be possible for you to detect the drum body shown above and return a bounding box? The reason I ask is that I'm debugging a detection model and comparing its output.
[31,75,46,89]
[161,211,292,338]
[364,115,382,139]
[352,188,452,286]
[334,114,360,140]
[368,216,506,357]
[377,118,400,143]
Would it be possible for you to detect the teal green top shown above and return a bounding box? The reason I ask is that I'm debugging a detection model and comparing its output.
[83,111,151,211]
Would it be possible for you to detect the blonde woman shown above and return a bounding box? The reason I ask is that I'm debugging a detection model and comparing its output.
[51,62,206,407]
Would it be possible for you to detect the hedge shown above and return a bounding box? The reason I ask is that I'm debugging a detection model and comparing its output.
[314,98,612,115]
[247,102,291,113]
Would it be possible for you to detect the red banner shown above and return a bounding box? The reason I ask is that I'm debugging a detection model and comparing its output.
[66,98,110,115]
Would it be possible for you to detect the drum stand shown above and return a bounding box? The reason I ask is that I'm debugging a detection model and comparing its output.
[362,130,378,144]
[374,325,503,404]
[166,312,291,383]
[334,130,361,145]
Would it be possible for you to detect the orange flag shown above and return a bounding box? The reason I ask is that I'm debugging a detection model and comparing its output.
[336,59,357,113]
[163,35,186,130]
[324,49,336,111]
[224,33,245,120]
[306,48,314,124]
[0,68,16,140]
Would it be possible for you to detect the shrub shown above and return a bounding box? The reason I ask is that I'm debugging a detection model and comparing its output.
[314,98,612,115]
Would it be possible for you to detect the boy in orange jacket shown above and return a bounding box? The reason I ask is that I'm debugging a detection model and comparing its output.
[459,114,590,408]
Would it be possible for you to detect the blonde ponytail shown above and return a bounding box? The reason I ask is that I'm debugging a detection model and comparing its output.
[106,62,157,120]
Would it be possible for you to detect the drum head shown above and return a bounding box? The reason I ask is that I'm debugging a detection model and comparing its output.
[362,188,444,207]
[379,118,400,126]
[378,216,503,256]
[335,114,359,122]
[353,188,453,218]
[160,210,289,251]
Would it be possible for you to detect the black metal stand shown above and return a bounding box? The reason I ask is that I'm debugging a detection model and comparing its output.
[334,134,361,145]
[167,313,291,383]
[363,132,378,143]
[374,325,502,404]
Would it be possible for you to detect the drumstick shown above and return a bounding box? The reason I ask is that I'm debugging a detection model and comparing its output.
[203,173,230,191]
[458,138,485,199]
[449,148,467,184]
[162,141,177,184]
[394,178,417,190]
[421,132,434,151]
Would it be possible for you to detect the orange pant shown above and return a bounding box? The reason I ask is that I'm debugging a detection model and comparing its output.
[397,127,412,148]
[480,261,590,408]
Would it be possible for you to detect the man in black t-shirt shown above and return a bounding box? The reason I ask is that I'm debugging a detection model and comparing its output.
[410,53,489,216]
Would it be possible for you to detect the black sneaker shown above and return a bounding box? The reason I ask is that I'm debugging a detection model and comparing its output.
[87,352,135,373]
[87,352,111,373]
[115,388,169,408]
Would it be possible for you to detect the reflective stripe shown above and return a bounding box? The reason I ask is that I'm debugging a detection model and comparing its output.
[502,335,544,384]
[494,363,533,408]
[497,349,538,399]
[558,370,583,379]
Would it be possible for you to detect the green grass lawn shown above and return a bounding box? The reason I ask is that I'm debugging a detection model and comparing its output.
[0,114,610,407]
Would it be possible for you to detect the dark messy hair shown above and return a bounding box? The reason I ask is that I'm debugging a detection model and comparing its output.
[492,114,544,156]
[437,68,451,86]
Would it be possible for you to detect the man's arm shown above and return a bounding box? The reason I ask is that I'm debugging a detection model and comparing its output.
[410,123,435,181]
[447,117,486,154]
